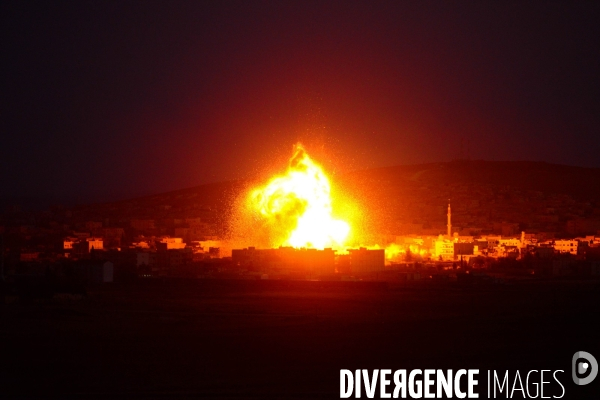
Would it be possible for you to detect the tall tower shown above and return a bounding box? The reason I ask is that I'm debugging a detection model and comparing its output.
[447,202,452,238]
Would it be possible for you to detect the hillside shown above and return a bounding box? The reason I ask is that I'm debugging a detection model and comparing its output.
[347,160,600,201]
[67,160,600,236]
[341,160,600,235]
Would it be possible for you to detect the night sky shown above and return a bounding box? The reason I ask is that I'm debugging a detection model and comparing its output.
[3,1,600,204]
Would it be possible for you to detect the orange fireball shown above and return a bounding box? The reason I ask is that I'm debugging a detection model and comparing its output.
[249,144,350,250]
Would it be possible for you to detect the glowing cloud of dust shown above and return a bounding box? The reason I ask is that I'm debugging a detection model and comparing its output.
[248,144,350,250]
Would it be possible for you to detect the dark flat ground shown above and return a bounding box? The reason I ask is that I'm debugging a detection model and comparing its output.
[2,279,600,399]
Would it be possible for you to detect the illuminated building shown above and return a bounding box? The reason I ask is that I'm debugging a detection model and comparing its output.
[554,240,578,255]
[156,237,186,250]
[434,235,455,261]
[486,235,501,249]
[63,237,78,250]
[86,237,104,251]
[63,237,103,257]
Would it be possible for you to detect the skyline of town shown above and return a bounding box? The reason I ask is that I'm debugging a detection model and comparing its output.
[3,157,600,284]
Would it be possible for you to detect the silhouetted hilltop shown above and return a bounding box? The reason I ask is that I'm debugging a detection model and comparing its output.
[100,160,600,208]
[345,160,600,201]
[69,180,246,221]
[118,180,246,211]
[338,160,600,235]
[62,160,600,236]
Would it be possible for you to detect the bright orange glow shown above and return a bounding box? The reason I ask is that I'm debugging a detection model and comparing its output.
[249,144,350,250]
[365,243,430,263]
[383,243,403,260]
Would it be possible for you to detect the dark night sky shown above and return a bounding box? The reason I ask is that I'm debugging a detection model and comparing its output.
[3,1,600,204]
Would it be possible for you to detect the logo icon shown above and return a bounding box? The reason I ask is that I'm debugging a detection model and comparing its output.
[572,351,598,385]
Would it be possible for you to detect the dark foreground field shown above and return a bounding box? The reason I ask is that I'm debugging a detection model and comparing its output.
[2,279,599,399]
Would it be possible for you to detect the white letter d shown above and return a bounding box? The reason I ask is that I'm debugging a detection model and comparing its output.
[341,370,354,398]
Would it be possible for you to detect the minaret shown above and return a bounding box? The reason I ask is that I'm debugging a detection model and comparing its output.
[447,201,452,238]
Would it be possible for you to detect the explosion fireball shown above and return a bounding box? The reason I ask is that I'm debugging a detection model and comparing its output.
[249,144,350,250]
